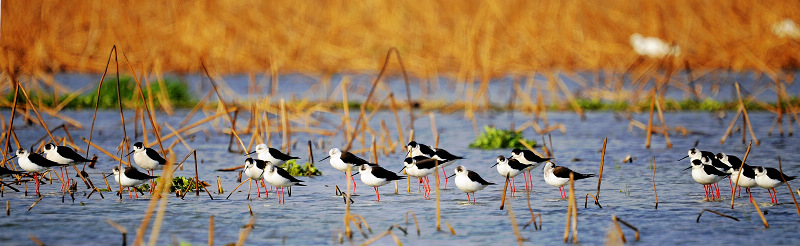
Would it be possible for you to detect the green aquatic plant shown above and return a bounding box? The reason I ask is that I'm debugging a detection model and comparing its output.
[137,176,207,192]
[280,159,322,176]
[469,126,537,150]
[3,76,195,109]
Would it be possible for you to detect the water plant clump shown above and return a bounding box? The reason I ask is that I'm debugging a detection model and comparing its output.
[469,126,537,149]
[137,176,207,192]
[2,76,195,109]
[280,159,322,176]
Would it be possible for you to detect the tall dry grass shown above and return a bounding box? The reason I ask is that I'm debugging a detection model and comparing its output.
[2,0,800,78]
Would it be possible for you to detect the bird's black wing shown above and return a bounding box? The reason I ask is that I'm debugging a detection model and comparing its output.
[340,151,370,165]
[467,170,495,185]
[703,164,730,177]
[56,146,95,162]
[507,158,533,170]
[522,150,551,163]
[418,144,436,157]
[766,167,796,182]
[269,148,300,160]
[254,159,267,170]
[275,166,304,183]
[727,155,743,169]
[372,165,405,181]
[412,157,441,169]
[741,164,757,179]
[145,148,167,164]
[125,167,158,180]
[434,148,464,160]
[30,153,68,167]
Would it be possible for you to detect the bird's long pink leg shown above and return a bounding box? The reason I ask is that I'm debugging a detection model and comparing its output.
[256,180,262,198]
[466,192,470,203]
[261,180,269,198]
[351,175,357,195]
[528,170,534,190]
[703,185,709,201]
[375,187,380,202]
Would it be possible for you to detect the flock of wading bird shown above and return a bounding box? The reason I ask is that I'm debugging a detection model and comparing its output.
[1,136,795,205]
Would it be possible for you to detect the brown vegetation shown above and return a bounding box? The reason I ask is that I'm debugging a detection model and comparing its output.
[2,0,800,78]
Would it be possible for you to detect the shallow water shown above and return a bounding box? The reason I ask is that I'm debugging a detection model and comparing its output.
[0,108,798,245]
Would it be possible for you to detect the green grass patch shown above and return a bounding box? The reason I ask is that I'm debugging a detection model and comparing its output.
[138,176,207,192]
[4,76,195,109]
[469,126,537,150]
[280,159,322,176]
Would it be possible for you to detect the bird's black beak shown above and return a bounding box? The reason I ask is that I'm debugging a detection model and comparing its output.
[105,173,113,178]
[683,166,692,171]
[320,156,330,161]
[125,150,135,157]
[405,149,412,158]
[446,173,456,179]
[351,171,359,177]
[245,151,257,156]
[677,155,688,161]
[398,166,406,173]
[490,163,498,168]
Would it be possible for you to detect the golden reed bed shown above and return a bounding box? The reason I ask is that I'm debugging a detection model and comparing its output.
[1,0,799,77]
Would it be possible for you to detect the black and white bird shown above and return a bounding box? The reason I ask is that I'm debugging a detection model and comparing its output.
[263,161,305,204]
[399,156,439,199]
[43,143,96,190]
[686,157,729,201]
[356,164,405,202]
[683,148,715,161]
[542,161,595,199]
[448,165,495,203]
[13,148,68,195]
[243,158,270,198]
[322,148,375,195]
[754,166,796,204]
[128,142,167,172]
[111,166,158,199]
[491,155,533,196]
[247,143,299,166]
[406,141,464,189]
[511,148,552,191]
[717,153,756,200]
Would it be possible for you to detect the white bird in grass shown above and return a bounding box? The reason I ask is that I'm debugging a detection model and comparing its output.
[629,33,680,58]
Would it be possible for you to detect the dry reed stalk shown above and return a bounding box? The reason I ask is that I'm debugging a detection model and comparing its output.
[360,230,392,246]
[81,138,130,166]
[280,99,290,153]
[179,90,214,128]
[616,216,639,241]
[404,211,421,236]
[124,53,167,156]
[563,178,572,242]
[611,215,626,243]
[17,84,56,143]
[593,138,607,207]
[517,139,544,159]
[235,216,257,246]
[6,201,9,216]
[85,46,118,164]
[208,215,214,246]
[570,172,578,243]
[652,156,658,209]
[645,89,655,148]
[1,83,19,169]
[163,123,192,152]
[752,196,769,228]
[388,93,405,149]
[344,164,352,239]
[735,83,760,145]
[132,146,178,246]
[730,141,753,208]
[720,108,743,144]
[27,196,43,211]
[653,93,672,149]
[696,209,740,223]
[406,130,413,194]
[202,60,249,153]
[777,156,800,220]
[28,235,44,246]
[106,219,128,246]
[154,108,237,146]
[342,78,351,146]
[505,191,524,245]
[435,156,440,231]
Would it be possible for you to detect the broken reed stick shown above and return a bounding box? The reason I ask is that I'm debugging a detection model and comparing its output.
[201,60,249,155]
[563,176,573,242]
[778,156,800,221]
[27,196,43,211]
[84,46,117,164]
[615,216,639,241]
[720,107,742,144]
[730,141,753,208]
[653,93,672,148]
[208,215,214,246]
[570,172,578,243]
[280,99,290,154]
[105,219,128,246]
[645,89,655,148]
[404,211,421,237]
[342,78,351,148]
[752,197,769,228]
[235,216,257,246]
[735,83,760,145]
[505,191,524,245]
[132,144,178,246]
[594,137,607,207]
[612,214,626,243]
[123,53,166,157]
[344,165,352,239]
[388,93,405,149]
[696,209,740,223]
[652,156,658,209]
[29,235,44,246]
[1,83,19,169]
